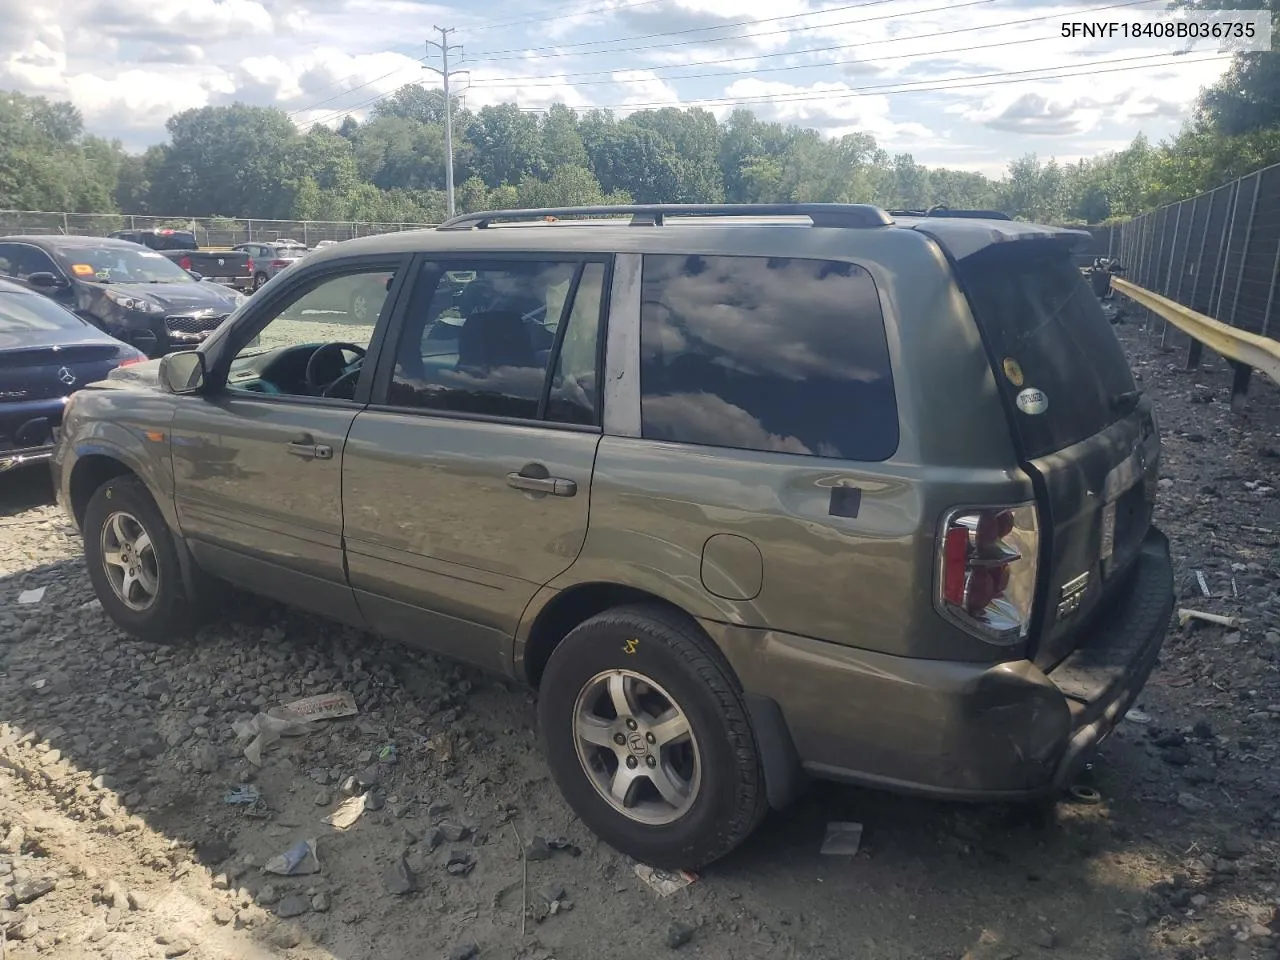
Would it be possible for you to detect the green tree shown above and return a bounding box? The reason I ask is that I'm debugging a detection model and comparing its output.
[466,104,545,186]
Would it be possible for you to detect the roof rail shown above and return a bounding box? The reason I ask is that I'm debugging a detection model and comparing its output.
[887,206,1013,221]
[437,203,894,231]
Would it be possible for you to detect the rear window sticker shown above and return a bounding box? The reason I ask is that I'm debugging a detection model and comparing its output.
[71,263,95,276]
[1016,387,1048,415]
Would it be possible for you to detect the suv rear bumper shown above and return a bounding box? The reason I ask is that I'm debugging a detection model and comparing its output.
[706,527,1173,802]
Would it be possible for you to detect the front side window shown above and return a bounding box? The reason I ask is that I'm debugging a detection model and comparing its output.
[639,254,897,461]
[386,258,604,423]
[225,267,396,400]
[10,246,60,281]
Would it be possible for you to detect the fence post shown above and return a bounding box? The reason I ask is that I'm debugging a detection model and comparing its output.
[1213,181,1242,322]
[1160,204,1183,347]
[303,222,309,246]
[129,215,136,230]
[247,219,253,242]
[1228,172,1261,329]
[1227,173,1261,412]
[1262,237,1280,341]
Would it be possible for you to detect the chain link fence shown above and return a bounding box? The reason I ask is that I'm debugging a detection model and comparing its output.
[0,211,437,248]
[1079,164,1280,345]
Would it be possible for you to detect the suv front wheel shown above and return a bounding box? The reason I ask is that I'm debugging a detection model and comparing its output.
[83,475,194,643]
[538,604,767,869]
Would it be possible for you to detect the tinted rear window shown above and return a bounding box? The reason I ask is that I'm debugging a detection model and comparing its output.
[639,254,898,461]
[957,243,1136,460]
[0,290,85,332]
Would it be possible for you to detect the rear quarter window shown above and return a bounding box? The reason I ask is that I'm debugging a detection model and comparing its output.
[956,243,1136,459]
[639,254,898,461]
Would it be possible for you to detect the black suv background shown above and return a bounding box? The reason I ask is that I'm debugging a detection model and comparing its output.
[0,236,245,357]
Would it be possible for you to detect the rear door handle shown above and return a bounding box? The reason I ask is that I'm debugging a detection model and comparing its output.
[287,437,333,460]
[506,472,577,497]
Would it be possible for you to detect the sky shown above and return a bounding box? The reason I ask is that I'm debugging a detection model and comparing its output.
[0,0,1240,176]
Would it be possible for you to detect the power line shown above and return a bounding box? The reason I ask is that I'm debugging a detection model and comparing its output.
[468,0,1008,65]
[463,0,668,34]
[469,24,1147,90]
[295,0,1160,123]
[305,50,1225,129]
[289,56,430,119]
[579,51,1229,111]
[468,0,907,58]
[465,0,1161,84]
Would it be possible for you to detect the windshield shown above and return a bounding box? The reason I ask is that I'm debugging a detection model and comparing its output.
[58,246,194,284]
[0,290,86,332]
[958,242,1136,459]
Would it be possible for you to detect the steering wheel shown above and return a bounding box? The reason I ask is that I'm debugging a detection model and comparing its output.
[305,342,366,397]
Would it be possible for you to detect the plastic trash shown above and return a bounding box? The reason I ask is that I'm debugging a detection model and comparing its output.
[223,785,261,805]
[820,821,864,856]
[262,838,320,876]
[17,587,45,604]
[1124,708,1153,725]
[233,691,358,766]
[1177,609,1246,629]
[324,794,366,831]
[634,864,697,897]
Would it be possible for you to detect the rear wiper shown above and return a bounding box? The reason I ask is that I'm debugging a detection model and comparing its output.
[1111,389,1143,414]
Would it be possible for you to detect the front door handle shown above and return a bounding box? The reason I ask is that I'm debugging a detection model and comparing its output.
[506,472,577,497]
[287,438,333,460]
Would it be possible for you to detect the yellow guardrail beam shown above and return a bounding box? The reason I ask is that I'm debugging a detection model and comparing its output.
[1111,277,1280,388]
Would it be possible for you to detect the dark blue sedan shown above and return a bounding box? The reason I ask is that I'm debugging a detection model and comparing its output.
[0,278,146,472]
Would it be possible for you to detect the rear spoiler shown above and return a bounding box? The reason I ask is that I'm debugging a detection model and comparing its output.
[910,221,1092,262]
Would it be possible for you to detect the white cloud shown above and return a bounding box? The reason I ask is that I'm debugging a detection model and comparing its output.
[0,0,1235,168]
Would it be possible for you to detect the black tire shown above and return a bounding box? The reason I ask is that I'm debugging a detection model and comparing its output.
[538,604,767,869]
[253,272,268,291]
[82,475,195,643]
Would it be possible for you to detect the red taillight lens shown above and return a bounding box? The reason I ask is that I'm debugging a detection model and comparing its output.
[179,256,192,271]
[937,504,1039,645]
[246,257,255,274]
[117,356,146,368]
[271,259,288,268]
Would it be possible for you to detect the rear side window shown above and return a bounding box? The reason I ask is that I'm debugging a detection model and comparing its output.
[957,243,1136,460]
[639,254,897,461]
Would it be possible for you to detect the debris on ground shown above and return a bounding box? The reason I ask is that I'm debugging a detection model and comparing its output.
[635,864,698,897]
[819,821,864,856]
[262,838,320,876]
[16,587,44,604]
[324,794,367,831]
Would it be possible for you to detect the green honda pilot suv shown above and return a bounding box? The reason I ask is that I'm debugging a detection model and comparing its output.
[52,204,1173,869]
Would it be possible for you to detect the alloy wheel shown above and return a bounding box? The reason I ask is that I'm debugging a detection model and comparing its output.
[99,511,159,611]
[572,669,701,826]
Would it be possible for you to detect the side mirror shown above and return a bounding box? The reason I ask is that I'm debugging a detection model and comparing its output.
[188,271,205,282]
[159,351,206,395]
[28,272,67,289]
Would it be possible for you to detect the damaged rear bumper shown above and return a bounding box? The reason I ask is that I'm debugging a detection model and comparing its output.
[706,527,1174,803]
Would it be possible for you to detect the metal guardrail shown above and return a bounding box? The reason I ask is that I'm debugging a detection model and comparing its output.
[1113,276,1280,384]
[1113,276,1280,408]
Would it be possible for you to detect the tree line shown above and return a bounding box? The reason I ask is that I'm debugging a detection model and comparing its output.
[2,11,1276,227]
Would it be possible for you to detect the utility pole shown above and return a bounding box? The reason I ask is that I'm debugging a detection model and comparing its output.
[425,27,467,219]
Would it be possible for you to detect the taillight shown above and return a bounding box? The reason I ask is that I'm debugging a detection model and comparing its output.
[936,503,1038,645]
[179,256,192,271]
[271,259,288,268]
[246,257,255,274]
[117,355,147,368]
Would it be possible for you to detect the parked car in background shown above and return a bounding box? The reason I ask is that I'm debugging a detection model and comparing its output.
[51,203,1172,871]
[233,241,309,289]
[108,228,198,251]
[109,228,255,293]
[0,278,145,472]
[312,240,340,250]
[0,236,246,358]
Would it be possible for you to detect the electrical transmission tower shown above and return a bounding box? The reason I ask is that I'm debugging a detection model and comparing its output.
[425,26,468,218]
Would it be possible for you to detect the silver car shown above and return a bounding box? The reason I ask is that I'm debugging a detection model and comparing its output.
[233,241,309,290]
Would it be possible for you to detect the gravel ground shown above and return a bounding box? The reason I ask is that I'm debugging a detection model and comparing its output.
[1,311,1279,960]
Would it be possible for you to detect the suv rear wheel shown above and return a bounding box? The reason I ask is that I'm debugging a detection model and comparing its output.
[538,604,766,869]
[83,475,194,643]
